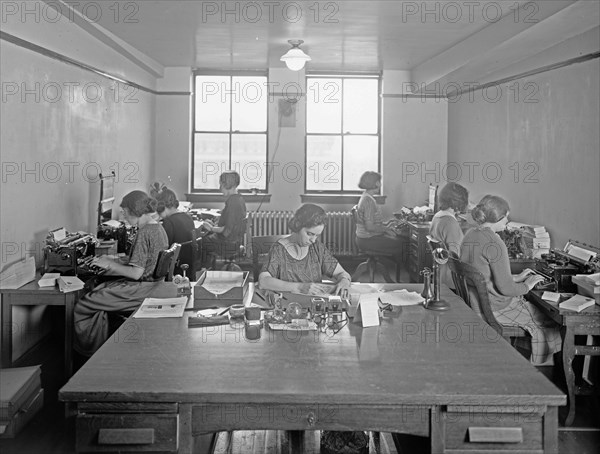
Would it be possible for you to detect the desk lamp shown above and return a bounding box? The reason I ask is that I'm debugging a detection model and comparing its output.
[425,248,451,311]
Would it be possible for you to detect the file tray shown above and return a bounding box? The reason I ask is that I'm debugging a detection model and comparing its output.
[193,270,249,309]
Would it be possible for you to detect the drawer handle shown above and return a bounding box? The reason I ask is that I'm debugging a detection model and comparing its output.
[306,411,316,426]
[468,427,523,443]
[98,428,155,445]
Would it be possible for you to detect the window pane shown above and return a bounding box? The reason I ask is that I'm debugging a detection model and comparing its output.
[231,134,267,190]
[306,135,342,191]
[193,133,229,190]
[306,78,342,133]
[231,77,267,132]
[343,79,379,134]
[195,76,231,131]
[343,136,379,191]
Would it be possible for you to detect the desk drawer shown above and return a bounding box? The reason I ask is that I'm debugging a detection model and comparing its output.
[76,413,178,452]
[445,408,543,451]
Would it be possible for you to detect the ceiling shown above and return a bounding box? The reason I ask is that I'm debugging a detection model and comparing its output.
[64,0,599,84]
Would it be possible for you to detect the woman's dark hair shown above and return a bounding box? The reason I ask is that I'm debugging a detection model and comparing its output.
[471,195,509,225]
[219,171,241,190]
[152,185,179,213]
[120,190,157,217]
[288,204,328,232]
[358,171,381,190]
[438,182,469,212]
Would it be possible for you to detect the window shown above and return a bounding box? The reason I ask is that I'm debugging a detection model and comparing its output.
[306,75,380,192]
[192,72,268,192]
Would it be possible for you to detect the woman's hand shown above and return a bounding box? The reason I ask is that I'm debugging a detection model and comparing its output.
[89,256,114,271]
[524,274,545,291]
[296,282,333,296]
[334,276,351,299]
[513,268,535,283]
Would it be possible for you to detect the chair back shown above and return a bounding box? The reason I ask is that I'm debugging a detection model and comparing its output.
[153,243,181,282]
[447,256,503,335]
[251,234,288,282]
[177,228,203,280]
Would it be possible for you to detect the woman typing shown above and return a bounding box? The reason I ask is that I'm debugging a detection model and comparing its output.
[74,190,176,356]
[461,195,561,365]
[258,204,351,297]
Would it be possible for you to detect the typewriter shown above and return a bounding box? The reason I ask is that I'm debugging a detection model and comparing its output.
[43,228,102,276]
[97,220,136,254]
[534,239,600,292]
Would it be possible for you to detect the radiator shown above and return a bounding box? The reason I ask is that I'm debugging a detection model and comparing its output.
[247,211,357,256]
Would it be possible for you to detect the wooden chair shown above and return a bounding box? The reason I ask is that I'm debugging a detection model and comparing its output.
[177,228,203,281]
[153,243,181,282]
[350,206,400,283]
[447,256,529,346]
[251,234,288,282]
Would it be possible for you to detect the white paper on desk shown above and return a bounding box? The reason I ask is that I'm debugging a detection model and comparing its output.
[201,271,244,295]
[133,297,187,318]
[0,256,36,289]
[353,294,380,327]
[358,326,380,362]
[541,291,561,303]
[379,289,425,306]
[101,220,121,228]
[576,273,600,286]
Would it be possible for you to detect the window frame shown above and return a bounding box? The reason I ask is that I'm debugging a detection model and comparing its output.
[191,70,269,194]
[304,72,382,195]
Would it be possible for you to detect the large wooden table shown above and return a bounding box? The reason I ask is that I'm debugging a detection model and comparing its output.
[60,284,565,453]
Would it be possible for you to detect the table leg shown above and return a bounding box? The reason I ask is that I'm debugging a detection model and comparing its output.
[562,326,576,426]
[64,293,75,379]
[1,294,13,368]
[544,406,559,454]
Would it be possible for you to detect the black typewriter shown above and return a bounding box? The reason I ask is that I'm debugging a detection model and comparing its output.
[535,240,600,292]
[43,228,102,276]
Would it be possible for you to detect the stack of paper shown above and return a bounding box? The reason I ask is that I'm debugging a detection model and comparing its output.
[378,290,425,306]
[57,276,85,293]
[38,273,60,287]
[507,222,550,258]
[559,294,595,313]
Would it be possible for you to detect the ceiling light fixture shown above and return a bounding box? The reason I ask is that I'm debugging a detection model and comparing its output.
[280,39,311,71]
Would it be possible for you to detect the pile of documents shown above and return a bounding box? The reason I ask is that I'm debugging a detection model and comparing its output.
[507,222,550,258]
[57,276,85,293]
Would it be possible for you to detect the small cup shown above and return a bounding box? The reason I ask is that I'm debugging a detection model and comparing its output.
[245,321,262,340]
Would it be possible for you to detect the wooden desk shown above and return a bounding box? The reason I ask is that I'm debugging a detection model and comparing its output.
[60,284,565,453]
[527,290,600,426]
[1,276,85,380]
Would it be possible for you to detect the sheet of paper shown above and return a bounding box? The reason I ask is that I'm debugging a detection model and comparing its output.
[133,297,187,318]
[379,289,425,306]
[353,293,380,327]
[201,271,244,295]
[50,227,67,241]
[102,220,121,228]
[0,256,36,289]
[565,243,596,262]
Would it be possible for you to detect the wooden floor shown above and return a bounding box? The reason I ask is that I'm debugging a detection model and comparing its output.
[1,261,599,454]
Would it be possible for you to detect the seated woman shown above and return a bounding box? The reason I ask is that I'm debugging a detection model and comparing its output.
[461,195,561,365]
[259,203,351,296]
[429,182,469,288]
[355,171,404,256]
[152,185,195,275]
[199,171,247,267]
[74,190,177,356]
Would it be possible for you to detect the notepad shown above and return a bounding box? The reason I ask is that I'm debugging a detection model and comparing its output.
[559,294,595,313]
[57,276,84,293]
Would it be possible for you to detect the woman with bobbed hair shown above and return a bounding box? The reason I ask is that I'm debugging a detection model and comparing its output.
[355,171,404,255]
[460,194,561,365]
[429,182,469,288]
[199,171,247,267]
[259,204,351,296]
[152,184,195,274]
[74,190,176,356]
